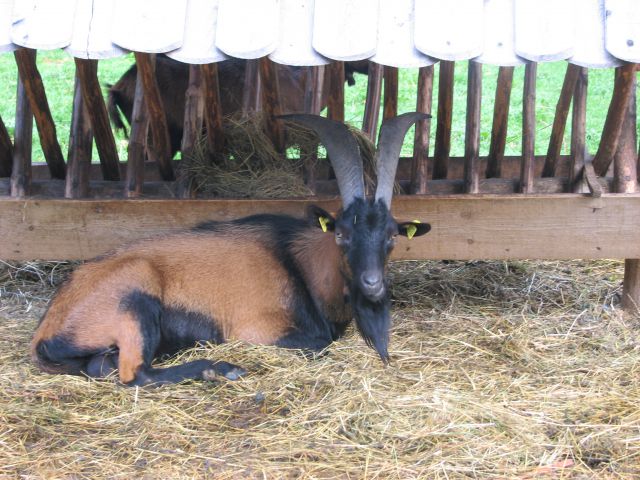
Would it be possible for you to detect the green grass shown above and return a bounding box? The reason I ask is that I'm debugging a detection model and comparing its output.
[0,51,623,164]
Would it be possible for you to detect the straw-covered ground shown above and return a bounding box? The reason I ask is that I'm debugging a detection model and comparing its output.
[0,259,639,478]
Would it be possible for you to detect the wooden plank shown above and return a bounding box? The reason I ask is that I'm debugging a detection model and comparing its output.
[2,195,640,261]
[259,57,285,154]
[570,0,622,68]
[411,66,434,194]
[10,73,32,197]
[65,74,92,199]
[464,61,482,194]
[383,66,398,120]
[327,62,345,122]
[10,0,76,49]
[542,63,580,177]
[486,66,514,178]
[125,67,148,198]
[201,62,225,155]
[520,62,537,193]
[0,0,16,52]
[514,0,574,62]
[605,0,640,63]
[166,0,228,64]
[414,0,484,61]
[613,72,637,193]
[570,67,588,190]
[312,0,378,61]
[362,62,383,143]
[112,0,187,53]
[74,58,121,181]
[14,48,66,180]
[135,53,175,181]
[0,113,12,177]
[592,63,637,176]
[241,59,261,116]
[66,0,126,59]
[475,0,524,66]
[216,0,278,59]
[433,61,455,180]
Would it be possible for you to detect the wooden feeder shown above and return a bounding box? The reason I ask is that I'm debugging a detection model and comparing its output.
[0,0,639,309]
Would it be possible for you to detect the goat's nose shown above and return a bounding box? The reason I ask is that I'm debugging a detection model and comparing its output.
[361,271,382,288]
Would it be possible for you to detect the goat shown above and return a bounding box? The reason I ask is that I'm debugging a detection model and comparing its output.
[31,113,431,386]
[107,56,369,157]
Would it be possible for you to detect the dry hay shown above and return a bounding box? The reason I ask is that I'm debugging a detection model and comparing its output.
[178,113,377,198]
[1,259,639,478]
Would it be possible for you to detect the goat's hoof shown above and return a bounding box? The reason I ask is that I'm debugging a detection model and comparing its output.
[202,361,246,381]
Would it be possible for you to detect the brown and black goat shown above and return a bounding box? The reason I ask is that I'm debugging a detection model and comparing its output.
[31,113,432,386]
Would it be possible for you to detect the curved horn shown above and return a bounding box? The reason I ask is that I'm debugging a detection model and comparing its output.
[280,114,365,207]
[374,112,431,207]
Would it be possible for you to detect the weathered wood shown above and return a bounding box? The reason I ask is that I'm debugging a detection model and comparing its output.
[383,66,399,120]
[411,65,434,194]
[10,75,33,197]
[216,0,279,59]
[592,63,637,176]
[305,65,326,115]
[125,67,148,198]
[542,63,580,177]
[486,66,514,178]
[135,52,175,181]
[520,62,537,193]
[13,48,66,180]
[178,65,205,199]
[327,61,345,122]
[259,57,285,153]
[623,260,640,312]
[201,62,225,155]
[464,61,482,194]
[65,75,92,199]
[570,67,588,190]
[74,58,121,181]
[514,0,574,62]
[241,59,261,115]
[433,61,455,179]
[584,160,604,197]
[362,62,383,143]
[570,0,621,68]
[605,0,640,63]
[66,0,126,59]
[0,113,12,177]
[2,195,639,261]
[475,0,523,67]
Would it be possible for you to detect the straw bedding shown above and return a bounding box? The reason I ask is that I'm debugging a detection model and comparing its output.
[0,259,638,478]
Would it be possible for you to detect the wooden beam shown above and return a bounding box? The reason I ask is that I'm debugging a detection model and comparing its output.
[411,65,434,194]
[74,58,121,181]
[201,62,224,155]
[486,67,514,178]
[65,74,92,199]
[125,67,148,198]
[569,67,587,190]
[464,61,482,194]
[134,53,175,181]
[520,62,537,193]
[10,74,33,197]
[13,48,66,180]
[259,57,285,154]
[0,114,12,178]
[433,60,455,180]
[327,61,345,122]
[383,66,398,120]
[362,61,383,142]
[542,63,580,177]
[2,195,639,261]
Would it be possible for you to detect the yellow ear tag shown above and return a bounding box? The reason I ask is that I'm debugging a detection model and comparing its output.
[319,216,329,233]
[406,220,421,240]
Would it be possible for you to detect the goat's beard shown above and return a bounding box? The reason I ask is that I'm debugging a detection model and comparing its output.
[351,287,391,363]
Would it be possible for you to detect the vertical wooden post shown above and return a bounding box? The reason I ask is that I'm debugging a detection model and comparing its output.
[520,62,537,193]
[259,57,285,153]
[135,53,175,181]
[383,66,398,120]
[302,65,326,190]
[75,58,121,181]
[542,63,580,177]
[569,67,587,190]
[14,48,66,180]
[592,63,637,177]
[241,59,262,116]
[433,61,455,179]
[125,68,148,198]
[362,61,383,143]
[486,67,514,178]
[0,114,12,177]
[327,61,345,122]
[201,62,225,155]
[411,65,434,194]
[65,74,92,199]
[464,61,482,194]
[11,75,32,197]
[178,65,205,198]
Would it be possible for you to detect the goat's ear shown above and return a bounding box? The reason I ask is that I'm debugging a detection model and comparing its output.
[397,220,431,239]
[307,205,336,232]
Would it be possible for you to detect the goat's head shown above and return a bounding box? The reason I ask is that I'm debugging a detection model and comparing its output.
[283,113,432,362]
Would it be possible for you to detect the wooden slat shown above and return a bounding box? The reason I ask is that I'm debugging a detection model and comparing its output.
[433,60,455,179]
[410,65,434,194]
[327,61,345,122]
[362,61,383,142]
[486,66,514,178]
[475,0,524,67]
[241,59,261,116]
[520,62,537,193]
[10,73,32,197]
[135,52,175,181]
[178,65,205,198]
[66,0,126,59]
[65,74,92,199]
[259,57,285,153]
[14,48,66,180]
[569,67,588,190]
[0,113,12,177]
[125,67,148,198]
[383,66,398,120]
[570,0,622,68]
[542,63,580,177]
[10,0,76,50]
[464,61,482,193]
[514,0,574,62]
[2,195,640,261]
[201,62,225,155]
[605,0,640,63]
[216,0,278,59]
[74,58,121,181]
[592,63,637,176]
